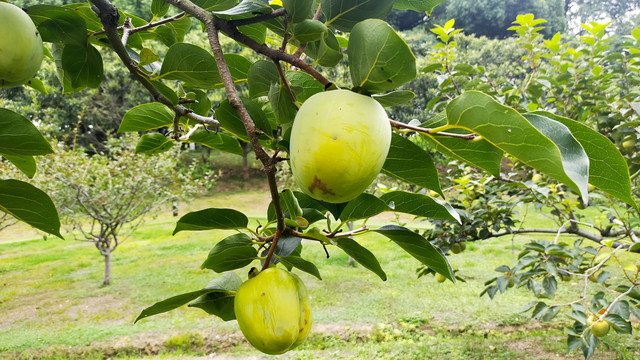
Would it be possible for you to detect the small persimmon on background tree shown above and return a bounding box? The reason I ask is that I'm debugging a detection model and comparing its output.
[0,0,638,358]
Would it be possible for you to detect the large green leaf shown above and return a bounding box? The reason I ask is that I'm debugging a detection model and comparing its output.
[28,5,87,46]
[523,113,589,203]
[215,97,272,141]
[2,154,37,178]
[382,133,442,195]
[248,60,279,98]
[393,0,444,14]
[322,0,393,31]
[304,30,343,67]
[374,224,453,282]
[188,130,244,156]
[286,71,324,102]
[201,233,258,272]
[268,82,298,124]
[372,90,415,107]
[173,208,249,235]
[192,0,238,11]
[421,111,503,176]
[0,179,62,238]
[188,290,236,320]
[118,103,175,132]
[151,0,170,17]
[292,19,328,43]
[347,19,417,94]
[135,272,242,323]
[213,0,272,17]
[446,91,589,200]
[283,0,314,23]
[532,111,639,211]
[150,16,193,47]
[61,44,104,89]
[380,191,460,223]
[239,23,267,44]
[335,237,386,280]
[339,194,389,222]
[135,133,174,154]
[159,43,250,89]
[278,255,322,280]
[0,109,53,156]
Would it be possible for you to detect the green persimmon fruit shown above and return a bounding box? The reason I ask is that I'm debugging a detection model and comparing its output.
[0,3,44,88]
[451,243,462,254]
[435,273,446,283]
[234,267,312,355]
[289,89,391,203]
[587,314,610,337]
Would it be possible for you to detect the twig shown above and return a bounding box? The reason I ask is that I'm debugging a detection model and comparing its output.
[92,11,187,37]
[390,119,477,140]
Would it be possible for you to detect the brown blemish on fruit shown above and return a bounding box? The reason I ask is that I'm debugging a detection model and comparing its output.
[308,176,336,196]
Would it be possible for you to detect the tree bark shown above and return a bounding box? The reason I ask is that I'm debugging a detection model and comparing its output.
[103,249,111,286]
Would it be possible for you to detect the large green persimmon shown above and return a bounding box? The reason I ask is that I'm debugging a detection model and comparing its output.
[289,89,391,203]
[587,313,610,337]
[0,2,44,88]
[234,267,312,355]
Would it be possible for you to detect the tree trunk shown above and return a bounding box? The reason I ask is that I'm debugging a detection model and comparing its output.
[103,249,111,286]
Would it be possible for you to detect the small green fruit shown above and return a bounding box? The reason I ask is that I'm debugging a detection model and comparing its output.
[587,314,610,337]
[451,243,462,254]
[531,173,542,183]
[289,90,391,203]
[435,273,446,283]
[0,3,44,88]
[234,267,311,355]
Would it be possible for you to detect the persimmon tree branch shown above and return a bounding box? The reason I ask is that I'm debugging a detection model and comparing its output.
[390,119,477,140]
[162,0,287,270]
[91,11,187,37]
[89,0,219,128]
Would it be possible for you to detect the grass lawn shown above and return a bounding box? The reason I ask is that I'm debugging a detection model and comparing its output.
[0,189,638,360]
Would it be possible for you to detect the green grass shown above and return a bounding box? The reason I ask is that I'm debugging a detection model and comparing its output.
[0,192,638,360]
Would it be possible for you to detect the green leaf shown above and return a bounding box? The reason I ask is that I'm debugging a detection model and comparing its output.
[604,314,632,334]
[183,89,212,116]
[372,90,415,107]
[239,23,267,44]
[532,111,639,211]
[61,44,104,89]
[278,255,322,280]
[304,30,343,67]
[0,179,62,239]
[215,97,272,141]
[188,130,244,156]
[2,154,37,178]
[283,0,314,23]
[188,291,236,320]
[268,83,298,124]
[421,111,502,176]
[281,189,303,218]
[192,0,239,11]
[119,103,175,132]
[248,60,279,98]
[173,208,249,235]
[150,16,192,46]
[28,5,87,46]
[24,78,48,94]
[201,233,257,272]
[261,236,303,266]
[335,237,386,280]
[0,109,53,156]
[322,0,393,31]
[382,133,442,195]
[214,0,272,17]
[135,272,242,323]
[159,44,251,89]
[374,224,453,282]
[285,71,324,102]
[393,0,444,14]
[379,191,461,223]
[292,19,327,43]
[151,0,170,17]
[348,19,417,94]
[523,113,589,203]
[135,133,174,154]
[339,194,389,222]
[446,91,588,199]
